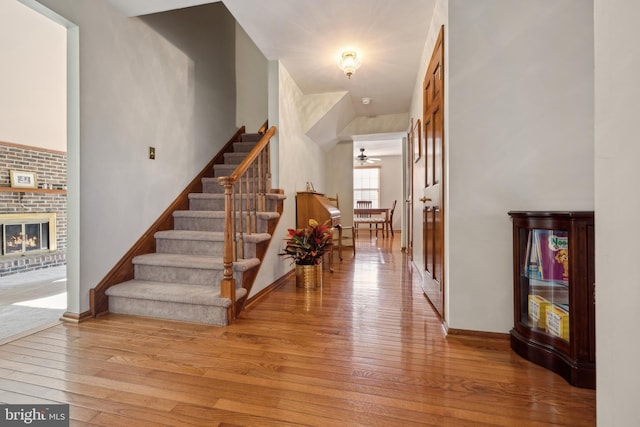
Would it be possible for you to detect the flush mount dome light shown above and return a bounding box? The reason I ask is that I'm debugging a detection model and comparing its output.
[338,50,361,79]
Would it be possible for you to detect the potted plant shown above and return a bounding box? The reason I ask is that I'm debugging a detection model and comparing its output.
[281,219,332,288]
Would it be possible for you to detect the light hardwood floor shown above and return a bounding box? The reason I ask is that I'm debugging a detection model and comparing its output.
[0,236,595,426]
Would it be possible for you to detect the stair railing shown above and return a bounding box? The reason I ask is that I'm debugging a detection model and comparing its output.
[217,126,275,321]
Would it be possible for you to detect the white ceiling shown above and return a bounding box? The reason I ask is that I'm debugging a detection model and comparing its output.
[107,0,436,157]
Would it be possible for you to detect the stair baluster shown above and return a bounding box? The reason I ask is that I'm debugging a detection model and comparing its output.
[236,176,244,261]
[219,178,237,322]
[218,126,276,320]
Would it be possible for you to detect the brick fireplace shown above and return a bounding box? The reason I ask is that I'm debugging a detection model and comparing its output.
[1,141,67,276]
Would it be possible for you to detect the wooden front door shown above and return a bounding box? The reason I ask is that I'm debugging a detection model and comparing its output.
[421,26,445,318]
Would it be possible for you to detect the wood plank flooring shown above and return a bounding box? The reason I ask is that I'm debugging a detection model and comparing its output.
[0,236,595,426]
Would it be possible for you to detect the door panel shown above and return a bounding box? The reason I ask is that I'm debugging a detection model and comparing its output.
[421,26,445,319]
[424,207,434,276]
[433,106,442,187]
[424,115,433,187]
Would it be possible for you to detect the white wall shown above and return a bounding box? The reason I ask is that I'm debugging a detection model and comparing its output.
[248,61,328,296]
[0,0,66,151]
[326,141,354,226]
[409,0,594,332]
[235,22,268,132]
[283,63,327,197]
[379,155,403,232]
[594,0,640,423]
[448,0,594,334]
[447,0,594,333]
[39,0,238,312]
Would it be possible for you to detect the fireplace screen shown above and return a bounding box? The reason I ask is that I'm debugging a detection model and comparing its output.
[1,214,55,256]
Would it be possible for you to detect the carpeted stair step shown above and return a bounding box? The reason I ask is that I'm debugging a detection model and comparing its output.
[240,133,263,142]
[155,229,271,258]
[106,280,247,326]
[131,253,260,286]
[213,164,237,178]
[233,141,258,152]
[173,210,280,233]
[223,152,249,165]
[201,177,224,193]
[188,192,282,212]
[201,177,261,193]
[132,253,260,286]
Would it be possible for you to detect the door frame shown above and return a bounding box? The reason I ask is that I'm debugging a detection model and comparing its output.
[23,0,81,319]
[420,25,445,320]
[404,122,414,257]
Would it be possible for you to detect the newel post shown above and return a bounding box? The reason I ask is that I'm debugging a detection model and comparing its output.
[218,176,236,322]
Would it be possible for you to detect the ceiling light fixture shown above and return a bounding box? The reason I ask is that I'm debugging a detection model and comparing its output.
[338,50,361,79]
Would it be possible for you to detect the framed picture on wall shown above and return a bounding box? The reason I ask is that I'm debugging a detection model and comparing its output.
[10,170,37,188]
[409,118,414,161]
[413,118,422,163]
[10,171,38,188]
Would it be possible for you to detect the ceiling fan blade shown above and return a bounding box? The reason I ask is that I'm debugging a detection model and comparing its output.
[355,148,381,164]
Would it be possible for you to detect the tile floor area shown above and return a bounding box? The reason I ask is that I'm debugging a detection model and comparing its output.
[0,265,67,343]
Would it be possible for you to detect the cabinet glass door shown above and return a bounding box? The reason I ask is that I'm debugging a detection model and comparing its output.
[519,228,570,342]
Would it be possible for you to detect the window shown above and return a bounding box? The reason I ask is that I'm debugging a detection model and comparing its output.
[353,167,380,208]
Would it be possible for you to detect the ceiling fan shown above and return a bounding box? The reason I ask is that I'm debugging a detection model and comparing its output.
[355,148,381,165]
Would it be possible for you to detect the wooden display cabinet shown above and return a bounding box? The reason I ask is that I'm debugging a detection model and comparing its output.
[508,211,595,389]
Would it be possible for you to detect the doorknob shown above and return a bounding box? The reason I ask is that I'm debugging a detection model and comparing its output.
[419,197,432,203]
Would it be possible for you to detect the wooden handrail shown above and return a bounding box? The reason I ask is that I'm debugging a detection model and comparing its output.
[227,127,275,182]
[217,126,276,321]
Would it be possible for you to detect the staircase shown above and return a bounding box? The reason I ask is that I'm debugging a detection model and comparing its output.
[104,131,283,326]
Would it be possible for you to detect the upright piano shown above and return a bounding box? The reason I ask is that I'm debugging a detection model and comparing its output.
[295,191,341,229]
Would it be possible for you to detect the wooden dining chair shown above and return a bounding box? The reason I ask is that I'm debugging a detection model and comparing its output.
[355,200,386,237]
[328,194,355,260]
[386,200,397,237]
[354,200,372,237]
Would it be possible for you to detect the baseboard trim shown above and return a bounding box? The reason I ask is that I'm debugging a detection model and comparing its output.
[244,270,294,310]
[446,327,509,340]
[60,310,92,323]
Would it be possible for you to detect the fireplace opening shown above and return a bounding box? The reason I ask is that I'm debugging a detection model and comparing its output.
[1,213,56,256]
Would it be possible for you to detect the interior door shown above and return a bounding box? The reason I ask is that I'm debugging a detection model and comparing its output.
[421,26,445,318]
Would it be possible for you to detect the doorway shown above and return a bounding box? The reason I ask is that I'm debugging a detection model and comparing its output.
[0,0,80,340]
